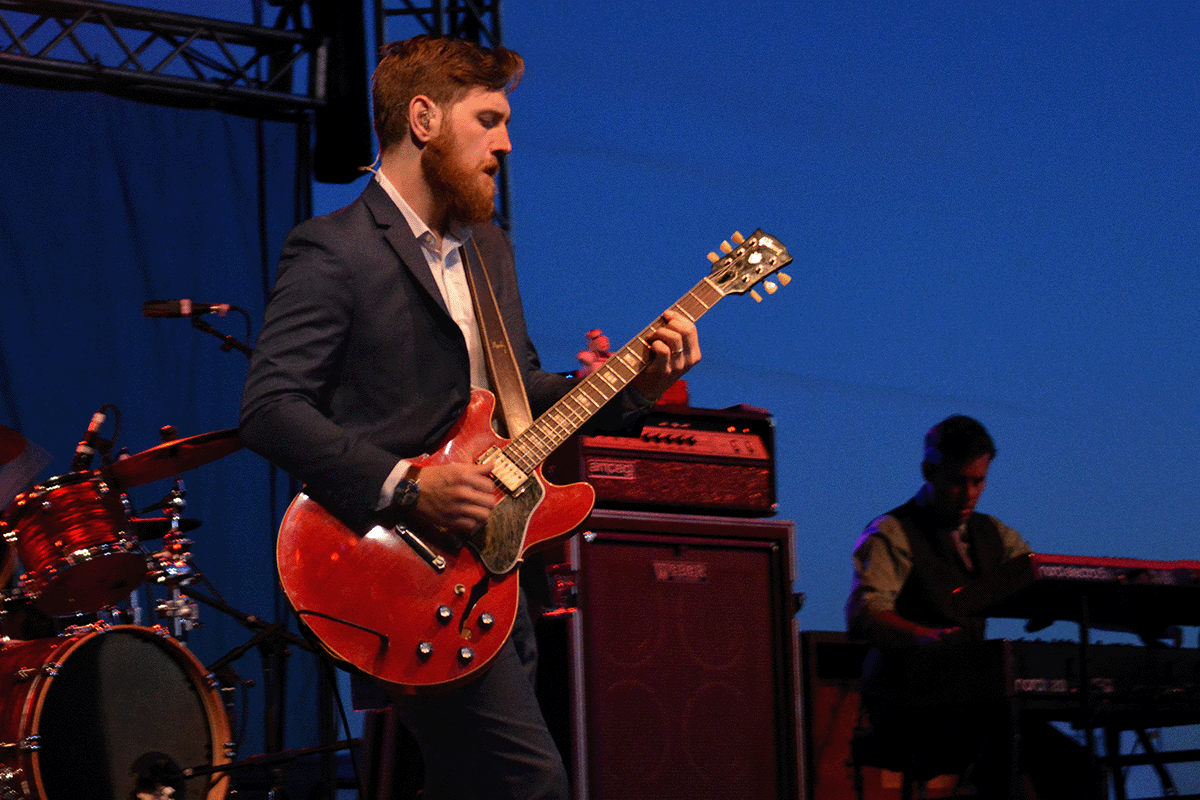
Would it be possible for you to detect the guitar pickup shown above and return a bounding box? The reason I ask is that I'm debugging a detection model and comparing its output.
[479,447,529,494]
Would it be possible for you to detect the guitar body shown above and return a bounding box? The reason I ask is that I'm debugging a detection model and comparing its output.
[277,390,595,692]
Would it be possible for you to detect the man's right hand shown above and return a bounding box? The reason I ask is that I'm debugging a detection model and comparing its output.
[913,625,966,647]
[410,461,497,537]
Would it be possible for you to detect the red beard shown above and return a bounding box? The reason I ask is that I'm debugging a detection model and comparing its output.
[422,128,499,225]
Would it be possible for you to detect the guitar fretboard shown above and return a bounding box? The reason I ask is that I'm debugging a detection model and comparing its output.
[504,278,723,473]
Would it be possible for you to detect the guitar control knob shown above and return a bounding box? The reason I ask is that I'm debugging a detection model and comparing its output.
[436,605,453,623]
[417,641,434,659]
[478,612,494,630]
[458,646,474,663]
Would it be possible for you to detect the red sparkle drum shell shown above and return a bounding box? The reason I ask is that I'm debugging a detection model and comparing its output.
[4,472,148,616]
[0,625,231,800]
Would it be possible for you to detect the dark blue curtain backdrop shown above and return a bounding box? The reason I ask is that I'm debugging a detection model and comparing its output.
[0,84,315,760]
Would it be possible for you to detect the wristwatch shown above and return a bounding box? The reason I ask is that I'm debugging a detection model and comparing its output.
[391,466,422,509]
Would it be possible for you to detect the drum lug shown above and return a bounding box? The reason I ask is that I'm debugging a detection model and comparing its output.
[18,662,60,680]
[1,529,14,545]
[17,735,38,752]
[63,621,109,639]
[0,766,24,799]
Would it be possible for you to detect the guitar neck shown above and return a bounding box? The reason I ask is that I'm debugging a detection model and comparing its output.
[505,278,723,472]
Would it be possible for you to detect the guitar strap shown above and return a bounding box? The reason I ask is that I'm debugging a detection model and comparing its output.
[461,238,534,437]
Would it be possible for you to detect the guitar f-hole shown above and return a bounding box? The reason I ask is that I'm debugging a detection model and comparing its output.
[458,574,492,637]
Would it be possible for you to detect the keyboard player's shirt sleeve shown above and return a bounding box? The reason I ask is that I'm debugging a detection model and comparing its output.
[846,511,1032,640]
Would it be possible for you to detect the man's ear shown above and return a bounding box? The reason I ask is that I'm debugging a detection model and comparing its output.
[921,460,937,483]
[409,95,441,143]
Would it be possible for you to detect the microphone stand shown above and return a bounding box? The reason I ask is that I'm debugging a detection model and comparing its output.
[191,316,253,358]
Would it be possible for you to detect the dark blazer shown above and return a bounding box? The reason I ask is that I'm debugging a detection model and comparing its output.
[240,179,594,516]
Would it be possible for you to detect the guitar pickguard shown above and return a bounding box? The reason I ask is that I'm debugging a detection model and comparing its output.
[472,477,543,574]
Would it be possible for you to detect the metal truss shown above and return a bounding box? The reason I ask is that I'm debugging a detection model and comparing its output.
[0,0,322,119]
[373,0,501,51]
[374,0,510,228]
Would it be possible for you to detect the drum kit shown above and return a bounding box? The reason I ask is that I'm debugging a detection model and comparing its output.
[0,421,245,800]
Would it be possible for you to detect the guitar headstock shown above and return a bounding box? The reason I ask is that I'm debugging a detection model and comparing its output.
[706,229,793,302]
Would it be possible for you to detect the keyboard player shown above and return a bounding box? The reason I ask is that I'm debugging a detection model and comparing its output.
[846,415,1092,799]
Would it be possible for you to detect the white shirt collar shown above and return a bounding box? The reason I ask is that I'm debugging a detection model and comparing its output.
[375,171,472,253]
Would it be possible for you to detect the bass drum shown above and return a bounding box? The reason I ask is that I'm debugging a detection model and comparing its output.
[0,625,230,800]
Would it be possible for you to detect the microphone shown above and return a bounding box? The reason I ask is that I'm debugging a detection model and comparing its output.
[70,409,110,472]
[142,299,231,318]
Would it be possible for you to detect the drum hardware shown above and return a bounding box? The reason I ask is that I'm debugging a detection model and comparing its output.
[157,595,202,636]
[0,417,356,799]
[175,738,360,792]
[131,516,202,538]
[14,662,58,681]
[0,426,52,528]
[142,481,207,640]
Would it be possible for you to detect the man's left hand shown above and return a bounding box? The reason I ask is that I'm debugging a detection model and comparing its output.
[630,309,700,402]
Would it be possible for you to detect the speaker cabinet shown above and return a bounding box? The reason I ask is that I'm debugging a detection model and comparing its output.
[552,509,802,800]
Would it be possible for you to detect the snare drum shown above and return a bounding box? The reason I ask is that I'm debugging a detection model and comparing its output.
[3,472,148,616]
[0,624,231,800]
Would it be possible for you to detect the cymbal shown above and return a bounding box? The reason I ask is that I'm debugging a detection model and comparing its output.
[129,516,202,539]
[0,424,25,466]
[102,429,242,489]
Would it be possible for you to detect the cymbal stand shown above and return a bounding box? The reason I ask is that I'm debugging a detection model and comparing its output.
[188,587,329,799]
[148,479,201,641]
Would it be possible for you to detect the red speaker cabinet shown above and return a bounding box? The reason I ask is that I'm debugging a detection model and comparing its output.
[553,509,803,800]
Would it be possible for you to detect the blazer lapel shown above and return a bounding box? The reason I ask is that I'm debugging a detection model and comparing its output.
[360,179,451,319]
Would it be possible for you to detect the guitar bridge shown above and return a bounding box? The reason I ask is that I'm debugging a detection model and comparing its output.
[479,447,529,494]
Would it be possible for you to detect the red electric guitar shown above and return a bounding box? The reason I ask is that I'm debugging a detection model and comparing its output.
[276,229,793,692]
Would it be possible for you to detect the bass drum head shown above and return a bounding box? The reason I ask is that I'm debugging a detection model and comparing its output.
[32,626,229,800]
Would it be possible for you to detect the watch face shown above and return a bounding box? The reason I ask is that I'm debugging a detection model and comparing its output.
[395,478,419,507]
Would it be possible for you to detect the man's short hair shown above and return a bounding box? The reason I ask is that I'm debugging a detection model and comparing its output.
[923,414,997,467]
[372,34,524,153]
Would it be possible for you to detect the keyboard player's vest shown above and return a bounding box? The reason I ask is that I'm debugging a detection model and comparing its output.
[890,500,1007,642]
[861,502,1009,713]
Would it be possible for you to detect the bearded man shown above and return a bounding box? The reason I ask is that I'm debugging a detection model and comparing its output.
[239,34,699,800]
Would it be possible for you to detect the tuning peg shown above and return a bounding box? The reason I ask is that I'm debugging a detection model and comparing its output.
[750,289,763,303]
[777,271,791,286]
[764,281,778,294]
[731,231,745,244]
[720,241,733,254]
[707,252,720,263]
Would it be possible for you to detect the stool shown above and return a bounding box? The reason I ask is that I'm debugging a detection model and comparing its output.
[849,719,975,800]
